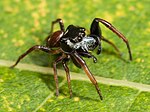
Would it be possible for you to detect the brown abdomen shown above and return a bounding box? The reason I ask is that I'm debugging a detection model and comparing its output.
[46,30,64,48]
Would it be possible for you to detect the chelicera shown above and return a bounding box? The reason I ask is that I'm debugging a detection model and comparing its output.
[11,18,132,100]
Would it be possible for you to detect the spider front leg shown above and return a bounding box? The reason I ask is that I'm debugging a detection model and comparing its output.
[71,52,103,100]
[10,45,52,68]
[90,18,132,60]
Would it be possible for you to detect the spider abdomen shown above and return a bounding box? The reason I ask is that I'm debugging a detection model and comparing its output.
[46,31,64,48]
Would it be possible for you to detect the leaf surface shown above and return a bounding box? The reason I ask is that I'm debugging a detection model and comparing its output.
[0,0,150,112]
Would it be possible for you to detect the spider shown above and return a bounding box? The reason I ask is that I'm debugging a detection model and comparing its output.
[11,18,132,100]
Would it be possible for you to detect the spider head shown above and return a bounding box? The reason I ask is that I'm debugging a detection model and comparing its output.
[64,25,86,43]
[60,25,86,53]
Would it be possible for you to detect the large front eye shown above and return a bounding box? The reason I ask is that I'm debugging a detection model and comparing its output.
[71,36,82,43]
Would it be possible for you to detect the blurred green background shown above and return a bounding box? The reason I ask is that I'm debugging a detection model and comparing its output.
[0,0,150,112]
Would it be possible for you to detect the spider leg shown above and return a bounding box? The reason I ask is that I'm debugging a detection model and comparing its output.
[91,18,132,61]
[62,56,73,98]
[53,55,65,96]
[10,45,53,68]
[101,36,122,56]
[78,52,97,63]
[71,52,103,100]
[50,18,65,33]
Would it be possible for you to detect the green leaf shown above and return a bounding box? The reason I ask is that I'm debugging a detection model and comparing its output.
[0,0,150,112]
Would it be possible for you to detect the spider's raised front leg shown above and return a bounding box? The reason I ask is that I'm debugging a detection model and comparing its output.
[90,18,132,60]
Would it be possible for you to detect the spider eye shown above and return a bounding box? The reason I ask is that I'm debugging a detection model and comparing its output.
[79,28,85,31]
[71,36,83,43]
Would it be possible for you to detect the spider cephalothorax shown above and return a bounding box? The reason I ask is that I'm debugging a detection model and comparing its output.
[60,25,100,54]
[11,18,132,100]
